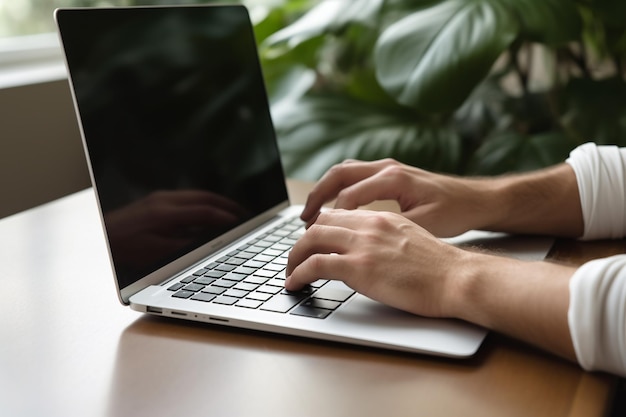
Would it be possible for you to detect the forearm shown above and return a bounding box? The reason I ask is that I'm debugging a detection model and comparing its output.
[447,251,577,361]
[480,163,584,238]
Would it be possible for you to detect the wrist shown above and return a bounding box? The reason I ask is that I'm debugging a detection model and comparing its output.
[477,164,583,237]
[441,249,491,323]
[444,250,516,327]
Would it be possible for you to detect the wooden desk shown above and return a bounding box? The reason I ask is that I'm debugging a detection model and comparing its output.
[0,182,621,417]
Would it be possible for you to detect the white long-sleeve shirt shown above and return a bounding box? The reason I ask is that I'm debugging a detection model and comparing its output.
[565,143,626,376]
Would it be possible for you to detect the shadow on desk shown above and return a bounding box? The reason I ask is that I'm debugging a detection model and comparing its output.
[104,314,592,417]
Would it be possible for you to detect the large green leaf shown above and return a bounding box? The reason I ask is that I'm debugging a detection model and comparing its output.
[374,0,519,114]
[273,93,462,179]
[263,0,384,50]
[500,0,582,45]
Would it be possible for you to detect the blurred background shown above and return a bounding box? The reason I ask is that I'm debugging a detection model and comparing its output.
[2,0,626,194]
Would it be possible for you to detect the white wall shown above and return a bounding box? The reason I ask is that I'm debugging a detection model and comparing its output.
[0,78,90,219]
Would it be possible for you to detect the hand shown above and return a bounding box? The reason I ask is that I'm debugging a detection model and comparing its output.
[300,159,495,238]
[285,209,468,318]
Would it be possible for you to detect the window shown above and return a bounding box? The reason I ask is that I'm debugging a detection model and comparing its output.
[0,0,280,39]
[0,0,274,87]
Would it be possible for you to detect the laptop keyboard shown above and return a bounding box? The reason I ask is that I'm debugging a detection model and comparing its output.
[167,216,355,319]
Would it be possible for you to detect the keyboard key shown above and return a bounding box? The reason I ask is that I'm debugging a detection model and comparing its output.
[223,257,247,266]
[236,251,257,260]
[256,285,282,295]
[265,278,286,287]
[213,295,239,305]
[243,260,267,269]
[245,245,265,254]
[290,305,332,319]
[193,277,216,286]
[253,254,275,263]
[181,275,196,284]
[172,290,194,299]
[243,276,268,285]
[255,240,273,248]
[263,263,284,272]
[281,286,313,296]
[236,299,263,309]
[254,269,278,278]
[234,266,257,275]
[223,289,250,299]
[271,243,291,252]
[246,292,273,302]
[310,279,328,288]
[290,227,306,239]
[223,272,247,282]
[203,270,227,278]
[260,293,308,313]
[191,292,216,303]
[301,298,341,310]
[167,283,185,291]
[183,283,205,293]
[233,282,259,292]
[272,257,288,265]
[215,264,237,272]
[212,279,236,288]
[262,249,283,257]
[201,286,226,295]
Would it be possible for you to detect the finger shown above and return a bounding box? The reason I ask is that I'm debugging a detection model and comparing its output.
[301,159,397,221]
[312,208,394,231]
[286,222,350,277]
[332,168,408,210]
[285,252,351,291]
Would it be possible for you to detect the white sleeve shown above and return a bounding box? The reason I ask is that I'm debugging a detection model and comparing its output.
[565,143,626,376]
[565,142,626,240]
[568,255,626,377]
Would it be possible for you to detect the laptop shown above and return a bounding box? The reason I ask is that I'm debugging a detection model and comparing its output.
[54,4,553,358]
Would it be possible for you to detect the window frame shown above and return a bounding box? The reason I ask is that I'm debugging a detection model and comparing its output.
[0,33,66,89]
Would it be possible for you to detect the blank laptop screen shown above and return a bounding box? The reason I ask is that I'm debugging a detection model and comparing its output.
[57,6,288,288]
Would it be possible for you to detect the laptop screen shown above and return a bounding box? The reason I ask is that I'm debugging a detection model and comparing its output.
[57,6,288,289]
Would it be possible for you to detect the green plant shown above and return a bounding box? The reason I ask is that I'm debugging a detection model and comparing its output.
[256,0,626,180]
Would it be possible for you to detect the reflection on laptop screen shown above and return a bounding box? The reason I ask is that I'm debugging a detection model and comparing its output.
[57,6,288,288]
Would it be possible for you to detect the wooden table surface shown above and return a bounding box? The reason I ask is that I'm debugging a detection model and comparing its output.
[0,181,621,417]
